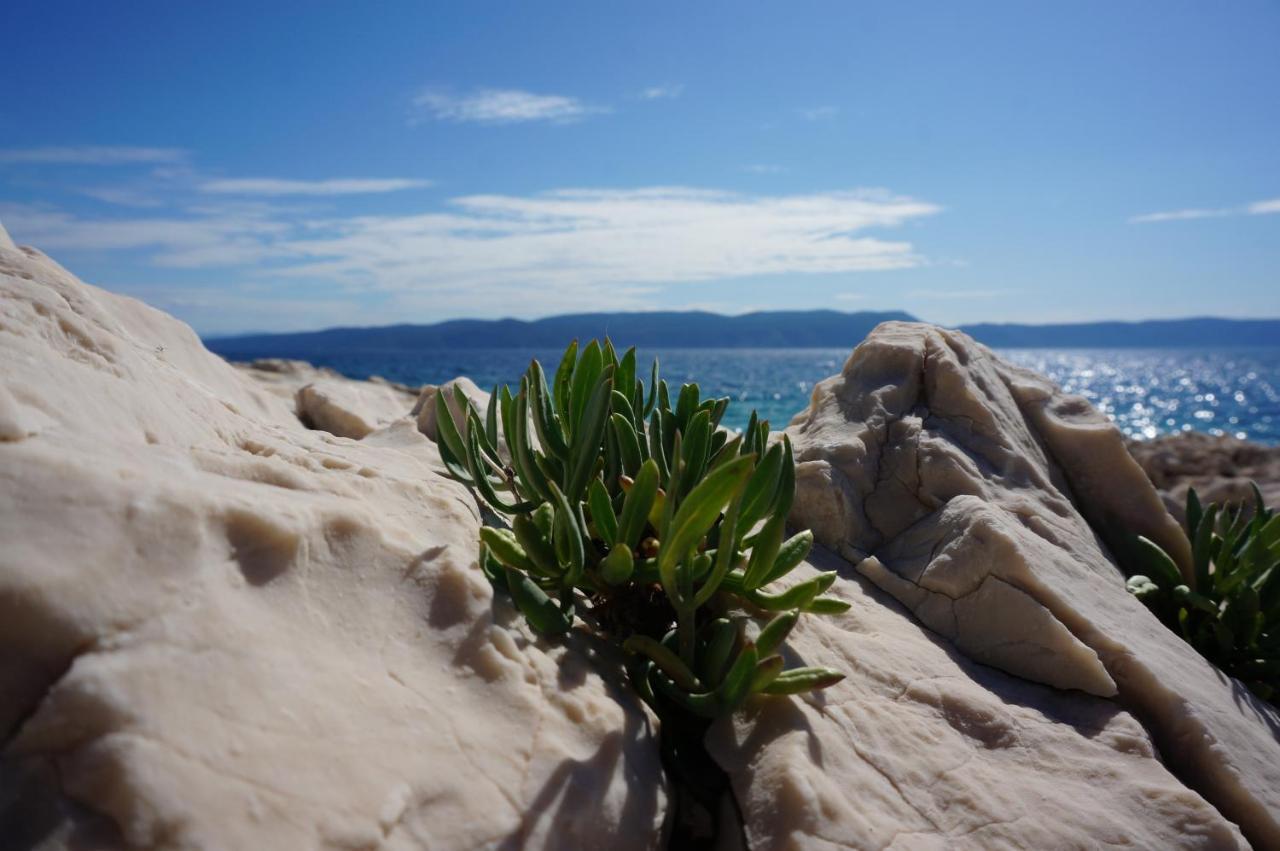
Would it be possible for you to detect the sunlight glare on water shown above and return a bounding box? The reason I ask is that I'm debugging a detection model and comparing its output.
[207,342,1280,445]
[998,348,1280,444]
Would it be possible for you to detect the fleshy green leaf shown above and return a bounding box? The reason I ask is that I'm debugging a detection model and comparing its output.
[600,544,635,585]
[619,459,660,548]
[588,478,619,545]
[569,340,604,436]
[658,455,755,607]
[760,667,845,695]
[756,610,799,657]
[506,566,573,635]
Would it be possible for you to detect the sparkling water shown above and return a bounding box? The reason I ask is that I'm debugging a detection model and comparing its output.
[208,342,1280,445]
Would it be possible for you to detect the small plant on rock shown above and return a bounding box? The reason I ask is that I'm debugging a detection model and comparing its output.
[1126,486,1280,704]
[435,339,847,719]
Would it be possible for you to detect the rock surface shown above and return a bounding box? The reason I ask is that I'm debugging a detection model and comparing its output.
[412,377,490,444]
[233,359,421,439]
[783,322,1280,848]
[6,229,1280,850]
[295,379,418,439]
[1128,432,1280,523]
[0,241,666,848]
[231,357,346,403]
[709,549,1248,850]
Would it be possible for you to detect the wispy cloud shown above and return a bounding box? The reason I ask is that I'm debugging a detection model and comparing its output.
[743,164,788,175]
[640,84,684,100]
[411,87,600,124]
[798,106,839,121]
[1129,208,1231,224]
[2,187,940,323]
[908,288,1019,300]
[199,178,433,196]
[1129,197,1280,223]
[0,146,187,165]
[79,186,165,208]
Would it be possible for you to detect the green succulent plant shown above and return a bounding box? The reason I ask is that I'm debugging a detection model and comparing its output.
[435,339,847,719]
[1126,485,1280,704]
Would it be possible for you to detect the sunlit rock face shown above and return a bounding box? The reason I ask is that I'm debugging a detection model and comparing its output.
[295,379,419,439]
[0,241,667,850]
[411,377,490,444]
[781,321,1280,848]
[708,550,1248,850]
[233,359,421,439]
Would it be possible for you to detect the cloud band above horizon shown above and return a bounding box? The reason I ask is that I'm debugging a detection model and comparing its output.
[1,186,940,324]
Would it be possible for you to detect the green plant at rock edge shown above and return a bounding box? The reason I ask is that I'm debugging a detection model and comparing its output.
[1126,485,1280,705]
[436,339,847,722]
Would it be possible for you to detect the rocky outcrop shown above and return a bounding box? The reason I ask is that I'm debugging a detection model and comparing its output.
[232,357,346,403]
[0,241,666,848]
[781,322,1280,848]
[295,379,418,439]
[233,359,421,439]
[1128,433,1280,523]
[5,229,1279,850]
[411,377,490,444]
[708,550,1248,849]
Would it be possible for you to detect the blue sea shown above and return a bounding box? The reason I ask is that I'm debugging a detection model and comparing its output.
[209,343,1280,445]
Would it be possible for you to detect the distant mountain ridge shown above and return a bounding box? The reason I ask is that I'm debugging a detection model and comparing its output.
[205,310,1280,354]
[958,317,1280,348]
[207,310,918,353]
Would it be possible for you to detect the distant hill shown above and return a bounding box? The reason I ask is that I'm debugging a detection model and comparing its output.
[205,311,1280,356]
[958,317,1280,348]
[206,310,919,355]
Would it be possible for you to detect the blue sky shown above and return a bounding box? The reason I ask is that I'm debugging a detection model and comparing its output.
[1,0,1277,335]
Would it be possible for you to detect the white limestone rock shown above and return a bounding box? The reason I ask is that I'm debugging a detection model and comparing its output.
[231,357,343,405]
[783,321,1280,847]
[0,244,667,849]
[233,359,420,438]
[412,377,490,443]
[708,549,1248,850]
[295,378,418,439]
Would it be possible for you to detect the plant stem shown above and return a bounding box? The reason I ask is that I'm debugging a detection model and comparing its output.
[678,605,695,666]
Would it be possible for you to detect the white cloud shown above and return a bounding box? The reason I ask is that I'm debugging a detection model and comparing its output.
[799,106,839,121]
[199,178,433,196]
[412,88,599,124]
[1,187,940,321]
[0,146,186,165]
[0,202,291,259]
[744,164,788,175]
[908,288,1019,300]
[80,187,165,207]
[1129,208,1230,224]
[640,84,684,100]
[1130,197,1280,223]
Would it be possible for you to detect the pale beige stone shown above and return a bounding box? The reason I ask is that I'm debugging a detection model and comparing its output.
[295,378,417,439]
[1128,432,1280,523]
[232,358,342,405]
[412,377,490,443]
[0,243,666,849]
[784,321,1280,847]
[709,550,1247,850]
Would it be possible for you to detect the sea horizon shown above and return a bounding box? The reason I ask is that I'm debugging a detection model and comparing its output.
[206,340,1280,446]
